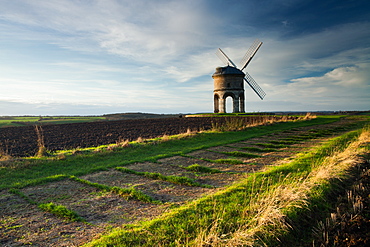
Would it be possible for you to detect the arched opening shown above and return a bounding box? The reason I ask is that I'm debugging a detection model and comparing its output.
[226,96,233,113]
[222,92,238,113]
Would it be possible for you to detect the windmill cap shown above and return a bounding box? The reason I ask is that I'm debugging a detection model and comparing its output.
[213,65,245,76]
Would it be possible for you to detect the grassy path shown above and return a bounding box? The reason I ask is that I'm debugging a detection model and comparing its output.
[0,116,368,246]
[0,116,345,190]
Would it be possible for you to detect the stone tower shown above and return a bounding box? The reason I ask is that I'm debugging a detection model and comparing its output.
[212,65,245,113]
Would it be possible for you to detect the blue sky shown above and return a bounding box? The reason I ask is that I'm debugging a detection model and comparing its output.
[0,0,369,115]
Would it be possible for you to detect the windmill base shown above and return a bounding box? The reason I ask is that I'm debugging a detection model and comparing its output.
[214,91,245,113]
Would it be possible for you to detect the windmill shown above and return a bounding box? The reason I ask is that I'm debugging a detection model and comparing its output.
[212,39,265,113]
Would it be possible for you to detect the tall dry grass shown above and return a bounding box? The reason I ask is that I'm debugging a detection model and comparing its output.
[194,175,310,247]
[312,126,370,246]
[194,126,369,247]
[35,125,47,157]
[211,115,311,132]
[0,144,11,161]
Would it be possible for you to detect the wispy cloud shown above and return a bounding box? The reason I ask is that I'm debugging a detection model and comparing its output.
[0,0,369,114]
[1,0,216,62]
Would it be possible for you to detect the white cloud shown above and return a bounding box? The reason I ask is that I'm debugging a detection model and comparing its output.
[265,63,370,110]
[0,0,216,64]
[0,1,369,114]
[289,63,369,91]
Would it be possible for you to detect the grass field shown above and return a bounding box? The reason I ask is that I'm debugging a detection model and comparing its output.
[83,120,370,246]
[0,112,190,127]
[0,116,346,190]
[0,116,105,128]
[1,115,369,246]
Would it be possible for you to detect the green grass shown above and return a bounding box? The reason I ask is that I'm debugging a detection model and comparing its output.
[202,158,245,165]
[0,116,40,127]
[9,188,84,222]
[221,151,261,158]
[240,146,278,152]
[0,116,105,128]
[8,188,38,205]
[280,137,307,141]
[115,167,212,188]
[70,176,160,204]
[186,113,268,117]
[255,143,289,148]
[38,202,85,222]
[184,164,222,174]
[38,202,84,222]
[269,140,300,145]
[83,125,368,247]
[0,116,359,191]
[1,115,368,246]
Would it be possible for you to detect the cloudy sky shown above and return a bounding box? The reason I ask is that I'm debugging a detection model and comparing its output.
[1,0,369,115]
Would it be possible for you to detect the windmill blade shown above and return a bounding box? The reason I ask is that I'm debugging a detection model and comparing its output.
[216,48,237,67]
[216,49,229,66]
[240,39,263,71]
[244,72,266,100]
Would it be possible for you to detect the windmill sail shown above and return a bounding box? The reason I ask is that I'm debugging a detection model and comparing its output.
[215,41,266,101]
[240,39,263,71]
[244,72,266,100]
[216,48,237,67]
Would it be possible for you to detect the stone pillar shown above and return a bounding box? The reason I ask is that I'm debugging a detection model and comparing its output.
[240,95,245,113]
[219,97,225,113]
[233,96,240,113]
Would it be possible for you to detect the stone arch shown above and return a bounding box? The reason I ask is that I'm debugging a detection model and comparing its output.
[214,93,220,113]
[221,92,240,113]
[222,92,235,100]
[223,92,235,113]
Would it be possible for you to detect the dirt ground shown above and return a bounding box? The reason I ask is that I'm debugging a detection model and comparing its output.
[0,116,287,157]
[0,118,367,246]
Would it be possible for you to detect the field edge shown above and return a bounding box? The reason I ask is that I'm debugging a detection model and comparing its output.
[82,124,370,246]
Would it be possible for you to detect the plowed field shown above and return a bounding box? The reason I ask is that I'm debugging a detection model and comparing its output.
[0,116,285,157]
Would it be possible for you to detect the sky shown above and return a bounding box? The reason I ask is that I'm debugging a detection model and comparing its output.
[0,0,369,115]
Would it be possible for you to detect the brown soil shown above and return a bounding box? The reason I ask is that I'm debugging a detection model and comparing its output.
[0,118,367,246]
[0,116,287,157]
